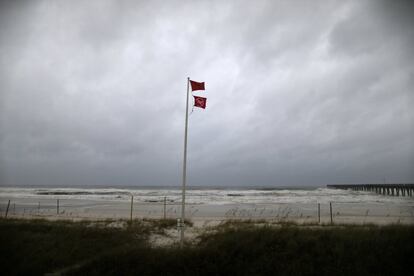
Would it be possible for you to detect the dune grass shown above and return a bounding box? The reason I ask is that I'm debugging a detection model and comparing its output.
[1,218,413,275]
[0,218,173,275]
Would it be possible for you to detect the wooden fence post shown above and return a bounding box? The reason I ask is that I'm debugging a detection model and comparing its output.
[130,195,134,223]
[5,200,10,218]
[57,199,59,215]
[329,202,333,225]
[318,203,320,224]
[163,197,167,219]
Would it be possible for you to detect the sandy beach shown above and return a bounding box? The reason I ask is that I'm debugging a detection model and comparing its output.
[2,194,413,227]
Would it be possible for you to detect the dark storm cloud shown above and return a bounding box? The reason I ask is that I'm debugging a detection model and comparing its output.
[0,0,413,187]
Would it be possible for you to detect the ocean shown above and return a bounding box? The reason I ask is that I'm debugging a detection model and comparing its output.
[1,186,413,225]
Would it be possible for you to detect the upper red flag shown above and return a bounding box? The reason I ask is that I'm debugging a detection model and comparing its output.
[190,80,205,91]
[193,96,207,109]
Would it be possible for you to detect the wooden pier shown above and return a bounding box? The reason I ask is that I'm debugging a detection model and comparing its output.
[327,184,414,197]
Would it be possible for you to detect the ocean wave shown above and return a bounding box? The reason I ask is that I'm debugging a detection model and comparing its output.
[0,187,413,205]
[35,190,132,196]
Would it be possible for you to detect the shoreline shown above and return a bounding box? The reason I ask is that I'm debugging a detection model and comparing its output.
[2,187,414,226]
[4,206,414,227]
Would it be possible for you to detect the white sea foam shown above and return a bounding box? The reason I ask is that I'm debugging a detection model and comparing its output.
[0,187,412,206]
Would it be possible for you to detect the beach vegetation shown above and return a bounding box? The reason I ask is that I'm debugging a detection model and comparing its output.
[1,218,412,275]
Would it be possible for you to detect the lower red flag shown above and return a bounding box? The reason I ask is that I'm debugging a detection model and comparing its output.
[193,96,207,109]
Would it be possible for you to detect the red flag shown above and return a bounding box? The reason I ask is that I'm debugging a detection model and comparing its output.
[193,96,207,109]
[190,80,205,91]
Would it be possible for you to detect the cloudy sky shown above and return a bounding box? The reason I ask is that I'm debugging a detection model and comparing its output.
[1,0,413,187]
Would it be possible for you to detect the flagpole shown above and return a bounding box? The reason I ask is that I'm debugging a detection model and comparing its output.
[180,77,190,247]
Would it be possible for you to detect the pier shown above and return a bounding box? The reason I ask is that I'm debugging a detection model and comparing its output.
[327,184,414,197]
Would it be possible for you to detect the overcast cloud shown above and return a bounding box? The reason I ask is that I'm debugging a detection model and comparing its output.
[1,0,413,187]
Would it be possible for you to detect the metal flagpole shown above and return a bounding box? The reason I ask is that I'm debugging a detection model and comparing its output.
[180,77,190,247]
